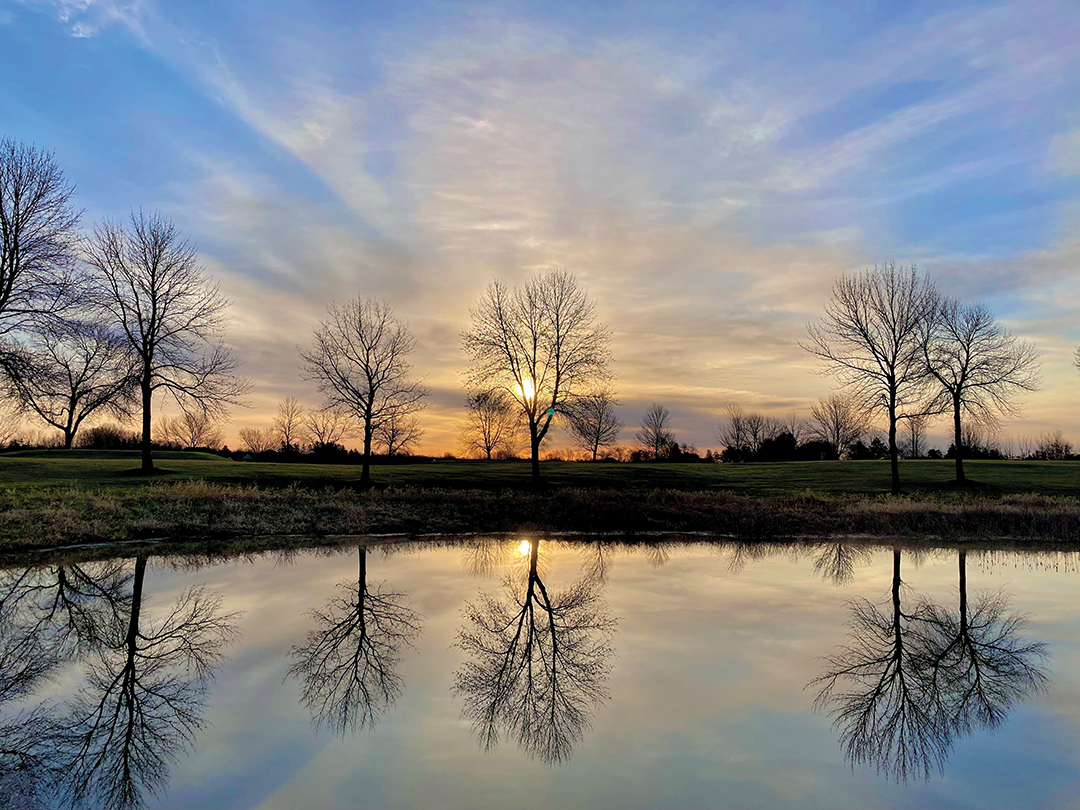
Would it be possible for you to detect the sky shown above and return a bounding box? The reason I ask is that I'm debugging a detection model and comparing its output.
[1,0,1078,454]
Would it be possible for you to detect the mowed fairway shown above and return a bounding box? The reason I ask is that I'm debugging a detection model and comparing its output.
[1,450,1078,496]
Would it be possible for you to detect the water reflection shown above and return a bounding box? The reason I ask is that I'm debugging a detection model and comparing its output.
[287,546,423,734]
[0,539,1072,808]
[811,548,1048,782]
[453,538,617,764]
[0,557,238,810]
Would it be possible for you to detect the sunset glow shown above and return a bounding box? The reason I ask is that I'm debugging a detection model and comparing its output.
[3,0,1077,455]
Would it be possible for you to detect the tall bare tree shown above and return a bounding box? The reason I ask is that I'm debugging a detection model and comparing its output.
[6,320,137,449]
[636,403,673,460]
[0,137,81,375]
[460,389,521,460]
[305,406,354,447]
[462,269,612,483]
[566,389,623,461]
[85,211,248,471]
[273,396,307,451]
[375,411,424,456]
[300,297,428,485]
[803,263,939,492]
[923,300,1039,484]
[808,394,871,459]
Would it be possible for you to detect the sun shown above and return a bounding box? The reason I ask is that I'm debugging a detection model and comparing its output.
[516,377,536,401]
[517,539,532,556]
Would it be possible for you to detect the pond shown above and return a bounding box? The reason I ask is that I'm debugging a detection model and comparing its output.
[1,537,1078,809]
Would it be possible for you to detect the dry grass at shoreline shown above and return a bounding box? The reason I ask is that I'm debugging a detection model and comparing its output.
[3,482,1080,553]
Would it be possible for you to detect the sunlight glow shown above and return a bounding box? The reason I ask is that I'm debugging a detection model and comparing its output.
[517,540,532,556]
[516,378,536,402]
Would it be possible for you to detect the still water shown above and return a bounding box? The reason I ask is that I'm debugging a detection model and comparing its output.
[1,538,1078,809]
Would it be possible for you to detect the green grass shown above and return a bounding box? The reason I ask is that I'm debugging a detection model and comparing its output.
[0,451,1078,496]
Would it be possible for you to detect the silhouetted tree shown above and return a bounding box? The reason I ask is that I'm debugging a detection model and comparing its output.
[453,538,616,763]
[85,211,248,471]
[273,396,308,451]
[5,319,137,449]
[155,409,224,449]
[808,395,870,459]
[923,300,1039,484]
[462,269,612,483]
[567,389,623,460]
[460,389,521,459]
[803,264,939,492]
[304,406,354,447]
[238,426,276,454]
[636,403,673,460]
[375,411,424,456]
[301,297,428,485]
[0,137,81,377]
[287,547,422,733]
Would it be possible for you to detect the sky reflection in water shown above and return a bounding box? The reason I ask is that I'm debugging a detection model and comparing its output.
[1,539,1078,809]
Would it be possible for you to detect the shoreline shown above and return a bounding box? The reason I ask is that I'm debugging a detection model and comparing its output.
[2,480,1080,557]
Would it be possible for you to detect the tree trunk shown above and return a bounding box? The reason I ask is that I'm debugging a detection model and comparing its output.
[953,395,965,484]
[888,403,900,494]
[140,375,153,472]
[360,421,373,486]
[63,430,74,450]
[530,426,541,483]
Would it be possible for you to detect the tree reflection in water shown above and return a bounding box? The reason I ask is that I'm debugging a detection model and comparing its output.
[921,551,1048,734]
[811,542,874,586]
[0,557,238,810]
[812,548,1048,782]
[453,537,616,765]
[287,546,422,734]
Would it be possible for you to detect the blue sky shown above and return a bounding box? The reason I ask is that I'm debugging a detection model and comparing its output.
[2,0,1078,451]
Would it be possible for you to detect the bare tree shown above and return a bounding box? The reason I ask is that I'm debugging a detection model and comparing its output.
[716,403,780,461]
[156,409,224,449]
[85,211,248,472]
[5,320,137,448]
[238,426,276,454]
[273,396,307,451]
[0,395,23,445]
[305,406,354,447]
[901,413,930,460]
[375,411,424,456]
[803,263,939,492]
[808,394,871,459]
[636,403,673,460]
[300,297,428,485]
[566,389,623,461]
[462,269,612,483]
[1074,347,1079,375]
[923,300,1040,484]
[0,137,81,375]
[460,389,521,460]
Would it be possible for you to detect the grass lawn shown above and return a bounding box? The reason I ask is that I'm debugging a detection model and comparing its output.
[1,450,1078,496]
